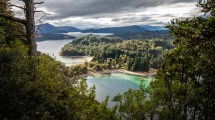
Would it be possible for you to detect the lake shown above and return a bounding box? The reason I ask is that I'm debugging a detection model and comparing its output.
[66,32,112,38]
[37,39,94,66]
[37,32,155,108]
[86,71,155,107]
[37,32,112,66]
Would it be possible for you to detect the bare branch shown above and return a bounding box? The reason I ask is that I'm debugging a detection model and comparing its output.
[9,4,25,10]
[0,13,26,25]
[34,2,44,5]
[34,11,51,15]
[36,14,46,37]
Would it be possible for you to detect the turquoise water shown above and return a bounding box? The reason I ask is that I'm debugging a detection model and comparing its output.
[86,72,155,107]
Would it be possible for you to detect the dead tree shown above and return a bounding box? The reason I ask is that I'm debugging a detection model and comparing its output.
[0,0,45,57]
[198,0,215,15]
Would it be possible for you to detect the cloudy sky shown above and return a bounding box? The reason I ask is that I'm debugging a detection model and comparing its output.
[11,0,202,29]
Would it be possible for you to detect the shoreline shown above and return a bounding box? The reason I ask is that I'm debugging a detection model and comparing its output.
[71,68,157,80]
[116,68,157,77]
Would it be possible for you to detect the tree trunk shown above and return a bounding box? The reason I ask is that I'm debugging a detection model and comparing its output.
[0,0,37,57]
[25,0,37,57]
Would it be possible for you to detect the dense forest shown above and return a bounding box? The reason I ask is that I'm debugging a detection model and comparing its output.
[61,35,173,72]
[0,0,117,119]
[114,30,171,40]
[0,0,215,119]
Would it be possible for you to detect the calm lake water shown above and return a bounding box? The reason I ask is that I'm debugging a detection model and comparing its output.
[86,72,155,107]
[37,32,155,108]
[37,32,112,66]
[66,32,112,38]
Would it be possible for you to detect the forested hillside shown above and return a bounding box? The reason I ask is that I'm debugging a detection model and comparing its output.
[113,15,215,119]
[0,0,117,119]
[112,2,215,119]
[0,0,214,119]
[114,30,171,40]
[61,35,173,71]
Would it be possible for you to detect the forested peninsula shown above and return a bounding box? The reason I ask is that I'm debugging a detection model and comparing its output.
[61,35,173,73]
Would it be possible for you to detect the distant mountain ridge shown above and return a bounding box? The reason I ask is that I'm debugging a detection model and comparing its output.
[140,25,167,31]
[57,26,81,32]
[82,25,147,34]
[36,23,168,34]
[36,23,81,34]
[82,25,167,34]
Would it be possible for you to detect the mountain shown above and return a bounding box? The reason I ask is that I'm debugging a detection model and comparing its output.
[36,23,81,34]
[140,25,168,31]
[36,23,64,34]
[82,25,168,34]
[82,25,147,34]
[57,26,81,32]
[36,23,167,35]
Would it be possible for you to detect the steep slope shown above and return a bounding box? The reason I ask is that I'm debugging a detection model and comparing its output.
[36,23,65,33]
[36,23,81,33]
[57,26,81,32]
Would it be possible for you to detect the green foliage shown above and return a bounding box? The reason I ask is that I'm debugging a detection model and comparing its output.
[147,16,215,119]
[68,61,111,78]
[113,83,148,120]
[93,64,103,71]
[112,9,215,120]
[0,9,117,120]
[1,1,214,119]
[61,35,173,72]
[0,42,118,119]
[198,0,215,16]
[114,30,171,40]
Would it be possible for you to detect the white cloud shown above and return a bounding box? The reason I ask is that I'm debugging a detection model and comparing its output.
[10,0,202,28]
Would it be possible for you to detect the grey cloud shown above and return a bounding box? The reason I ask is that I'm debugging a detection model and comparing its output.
[150,21,167,25]
[112,16,151,23]
[21,0,196,20]
[11,0,199,28]
[112,18,121,22]
[161,14,177,18]
[183,7,203,17]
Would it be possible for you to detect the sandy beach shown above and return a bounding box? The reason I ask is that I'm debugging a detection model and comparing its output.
[71,68,157,80]
[116,68,157,76]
